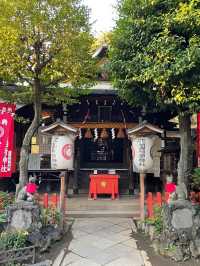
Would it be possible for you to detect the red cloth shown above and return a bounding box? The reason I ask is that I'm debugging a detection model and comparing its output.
[26,183,37,194]
[165,183,176,193]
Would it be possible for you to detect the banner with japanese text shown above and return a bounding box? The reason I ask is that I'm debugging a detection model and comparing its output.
[0,103,16,178]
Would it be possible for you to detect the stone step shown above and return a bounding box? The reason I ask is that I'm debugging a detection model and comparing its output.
[65,196,140,219]
[65,210,140,219]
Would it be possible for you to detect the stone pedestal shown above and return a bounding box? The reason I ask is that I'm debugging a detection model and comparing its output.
[154,200,200,261]
[6,202,41,231]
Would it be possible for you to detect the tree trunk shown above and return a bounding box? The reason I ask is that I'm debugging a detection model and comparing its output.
[178,113,193,187]
[16,79,41,197]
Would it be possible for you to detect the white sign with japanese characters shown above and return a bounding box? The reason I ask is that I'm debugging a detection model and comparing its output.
[131,136,155,173]
[51,135,75,170]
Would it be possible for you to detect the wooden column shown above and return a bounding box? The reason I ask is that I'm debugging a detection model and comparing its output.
[127,140,134,194]
[60,171,67,230]
[140,173,145,220]
[73,141,80,194]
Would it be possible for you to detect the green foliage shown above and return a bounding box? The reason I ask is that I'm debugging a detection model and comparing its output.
[0,0,95,103]
[110,0,200,113]
[0,230,28,250]
[40,207,61,227]
[0,192,15,210]
[191,168,200,189]
[145,205,163,234]
[0,212,7,224]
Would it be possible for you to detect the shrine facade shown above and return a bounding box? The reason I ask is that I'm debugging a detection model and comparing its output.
[24,82,179,195]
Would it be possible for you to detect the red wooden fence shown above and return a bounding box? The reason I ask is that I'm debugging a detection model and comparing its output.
[37,191,200,218]
[146,192,200,218]
[37,193,59,209]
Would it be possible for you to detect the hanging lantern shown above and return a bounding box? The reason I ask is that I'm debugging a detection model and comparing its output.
[117,128,125,138]
[84,128,92,139]
[100,128,109,139]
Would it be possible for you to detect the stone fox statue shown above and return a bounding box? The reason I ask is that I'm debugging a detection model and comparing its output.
[17,176,38,202]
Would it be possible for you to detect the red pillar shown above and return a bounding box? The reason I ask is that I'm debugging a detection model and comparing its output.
[147,192,153,218]
[43,193,48,208]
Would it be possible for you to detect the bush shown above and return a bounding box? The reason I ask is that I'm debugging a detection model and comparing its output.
[0,213,6,224]
[191,168,200,190]
[0,192,15,210]
[145,205,163,234]
[0,230,28,250]
[40,207,61,227]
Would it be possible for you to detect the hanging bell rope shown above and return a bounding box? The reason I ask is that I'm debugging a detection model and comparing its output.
[117,128,125,139]
[100,128,109,139]
[84,128,92,139]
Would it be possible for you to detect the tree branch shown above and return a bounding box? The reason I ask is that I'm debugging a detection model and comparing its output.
[17,73,33,85]
[44,76,67,88]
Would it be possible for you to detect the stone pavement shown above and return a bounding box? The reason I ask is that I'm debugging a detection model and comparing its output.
[53,218,152,266]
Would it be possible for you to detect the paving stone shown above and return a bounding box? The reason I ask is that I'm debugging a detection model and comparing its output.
[105,243,134,257]
[69,257,101,266]
[69,240,102,258]
[105,231,132,243]
[103,224,127,233]
[54,218,145,266]
[105,256,140,266]
[61,252,82,266]
[78,224,105,234]
[73,234,116,250]
[122,239,138,249]
[53,249,66,266]
[71,229,89,239]
[87,249,121,265]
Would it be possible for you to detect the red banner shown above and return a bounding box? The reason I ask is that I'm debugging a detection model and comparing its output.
[197,113,200,167]
[0,103,16,179]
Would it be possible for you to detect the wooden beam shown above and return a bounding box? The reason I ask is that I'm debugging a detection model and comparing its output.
[140,173,145,221]
[69,122,137,129]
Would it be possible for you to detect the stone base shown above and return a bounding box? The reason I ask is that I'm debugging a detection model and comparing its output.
[6,202,41,231]
[142,200,200,262]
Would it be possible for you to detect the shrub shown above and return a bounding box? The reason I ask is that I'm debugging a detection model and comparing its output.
[191,168,200,190]
[145,205,163,234]
[0,213,6,224]
[0,230,28,250]
[0,192,15,210]
[40,207,61,227]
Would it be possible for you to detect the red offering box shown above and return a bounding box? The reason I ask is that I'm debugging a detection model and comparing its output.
[89,174,119,200]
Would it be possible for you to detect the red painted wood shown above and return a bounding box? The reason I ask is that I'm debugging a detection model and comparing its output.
[89,174,119,199]
[147,192,153,218]
[43,193,48,208]
[190,192,196,203]
[156,192,162,207]
[51,193,58,208]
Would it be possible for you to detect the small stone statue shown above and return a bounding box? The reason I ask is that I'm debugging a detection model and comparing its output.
[176,182,188,201]
[17,175,38,202]
[165,174,176,204]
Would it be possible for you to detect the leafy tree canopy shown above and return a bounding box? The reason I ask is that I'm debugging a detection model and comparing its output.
[110,0,200,113]
[0,0,95,104]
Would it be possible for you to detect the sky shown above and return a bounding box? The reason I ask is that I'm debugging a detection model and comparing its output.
[84,0,117,36]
